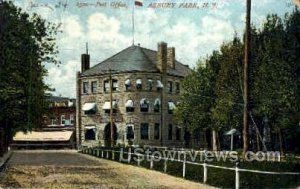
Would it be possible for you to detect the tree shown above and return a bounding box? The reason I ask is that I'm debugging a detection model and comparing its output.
[211,37,244,151]
[175,9,300,152]
[0,1,58,155]
[175,51,220,149]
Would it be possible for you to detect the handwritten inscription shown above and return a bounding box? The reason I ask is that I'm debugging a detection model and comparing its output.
[27,0,68,11]
[25,0,223,10]
[77,1,128,9]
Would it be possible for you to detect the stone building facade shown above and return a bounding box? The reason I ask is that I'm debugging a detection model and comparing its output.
[76,42,190,147]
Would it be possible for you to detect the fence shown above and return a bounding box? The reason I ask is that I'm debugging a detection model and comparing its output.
[81,147,300,189]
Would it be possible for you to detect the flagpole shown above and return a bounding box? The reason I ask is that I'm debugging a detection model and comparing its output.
[132,1,135,45]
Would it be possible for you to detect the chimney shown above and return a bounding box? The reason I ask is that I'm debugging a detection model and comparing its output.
[167,47,175,69]
[81,43,90,72]
[157,42,167,73]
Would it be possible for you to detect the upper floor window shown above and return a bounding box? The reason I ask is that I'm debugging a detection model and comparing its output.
[140,123,149,140]
[175,82,180,94]
[125,79,131,91]
[61,115,65,125]
[112,79,118,91]
[82,102,96,115]
[167,81,173,93]
[104,80,109,92]
[104,79,118,92]
[154,98,160,112]
[157,80,163,92]
[125,99,134,112]
[103,101,117,114]
[140,98,149,112]
[168,101,176,114]
[136,79,142,90]
[91,81,97,93]
[148,79,153,91]
[83,82,89,94]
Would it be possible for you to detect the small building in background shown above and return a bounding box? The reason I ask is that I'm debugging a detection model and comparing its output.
[43,96,76,130]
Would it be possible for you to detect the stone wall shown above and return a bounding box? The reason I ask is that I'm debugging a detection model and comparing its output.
[77,72,185,147]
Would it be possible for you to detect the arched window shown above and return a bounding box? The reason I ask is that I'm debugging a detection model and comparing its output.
[125,99,134,112]
[157,80,163,91]
[154,98,160,112]
[168,101,176,114]
[140,98,149,112]
[136,79,142,90]
[125,79,131,91]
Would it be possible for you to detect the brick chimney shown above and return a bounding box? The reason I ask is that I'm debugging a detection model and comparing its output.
[157,42,167,73]
[81,53,90,72]
[167,47,175,69]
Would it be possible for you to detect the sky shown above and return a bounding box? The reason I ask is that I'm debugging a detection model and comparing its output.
[12,0,297,98]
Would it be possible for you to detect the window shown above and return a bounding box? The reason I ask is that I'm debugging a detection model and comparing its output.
[126,125,134,139]
[154,123,160,140]
[125,100,134,112]
[83,102,97,115]
[104,79,118,92]
[51,117,56,125]
[61,115,65,125]
[175,82,180,93]
[91,81,97,93]
[83,82,89,94]
[70,114,74,125]
[104,80,109,92]
[103,101,117,114]
[140,98,149,112]
[125,79,131,91]
[154,98,160,112]
[140,123,149,140]
[168,124,173,140]
[157,80,163,91]
[136,79,142,90]
[148,79,153,91]
[85,109,96,115]
[112,79,118,91]
[167,81,173,93]
[85,126,96,140]
[176,127,181,140]
[168,101,176,114]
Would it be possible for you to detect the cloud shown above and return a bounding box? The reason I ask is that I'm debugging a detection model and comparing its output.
[48,11,236,98]
[45,60,80,98]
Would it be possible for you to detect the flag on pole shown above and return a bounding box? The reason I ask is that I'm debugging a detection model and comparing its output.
[135,0,143,6]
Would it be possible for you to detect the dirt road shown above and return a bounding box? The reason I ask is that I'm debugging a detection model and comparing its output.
[0,150,215,189]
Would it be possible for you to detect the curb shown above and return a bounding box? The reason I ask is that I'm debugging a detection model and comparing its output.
[0,151,12,171]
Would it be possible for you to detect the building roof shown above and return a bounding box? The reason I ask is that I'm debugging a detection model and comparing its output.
[81,45,190,77]
[49,96,75,102]
[13,131,74,142]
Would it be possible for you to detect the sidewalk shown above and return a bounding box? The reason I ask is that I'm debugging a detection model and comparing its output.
[0,150,12,171]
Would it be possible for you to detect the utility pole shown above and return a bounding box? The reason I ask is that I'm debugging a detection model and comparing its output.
[109,69,114,147]
[243,0,251,157]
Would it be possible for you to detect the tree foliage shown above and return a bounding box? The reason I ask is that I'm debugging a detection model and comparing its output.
[176,8,300,151]
[0,1,58,134]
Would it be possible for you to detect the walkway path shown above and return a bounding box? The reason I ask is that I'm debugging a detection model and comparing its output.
[0,150,216,189]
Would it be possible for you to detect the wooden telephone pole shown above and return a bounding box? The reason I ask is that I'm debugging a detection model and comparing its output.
[243,0,251,157]
[109,69,114,147]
